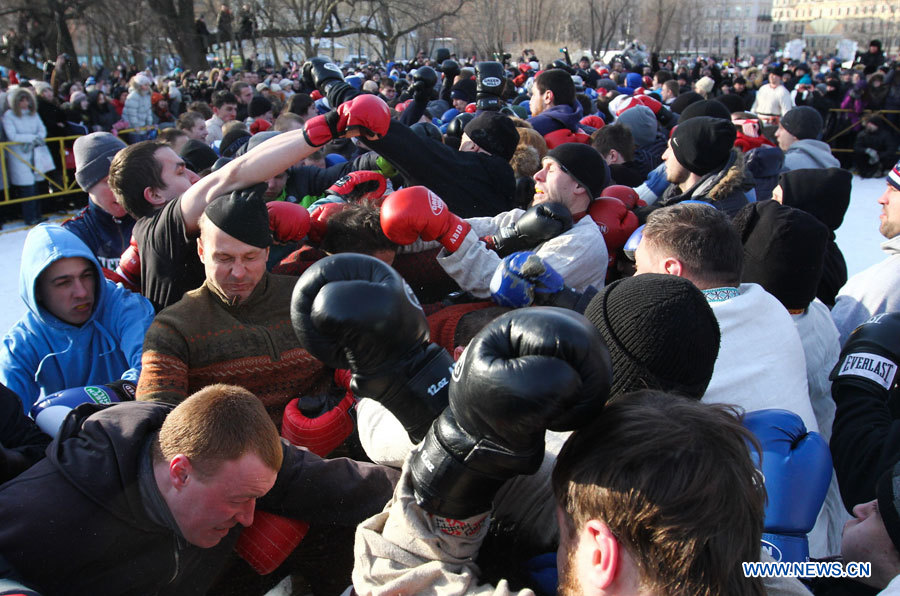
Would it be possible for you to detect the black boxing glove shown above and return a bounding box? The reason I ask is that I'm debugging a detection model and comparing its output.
[291,254,453,442]
[410,66,438,103]
[302,57,345,95]
[476,61,506,111]
[830,312,900,403]
[440,59,460,82]
[434,48,451,65]
[485,202,574,257]
[409,308,612,519]
[446,112,474,140]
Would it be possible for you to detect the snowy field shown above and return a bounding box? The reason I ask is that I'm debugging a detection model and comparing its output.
[0,174,890,336]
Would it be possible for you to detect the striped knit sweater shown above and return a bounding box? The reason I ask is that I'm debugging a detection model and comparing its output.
[136,272,329,428]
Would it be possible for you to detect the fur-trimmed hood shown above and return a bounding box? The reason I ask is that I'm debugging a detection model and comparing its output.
[658,149,751,216]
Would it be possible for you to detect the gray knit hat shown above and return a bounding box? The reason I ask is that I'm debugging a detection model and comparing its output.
[780,106,824,141]
[583,273,721,399]
[74,132,127,191]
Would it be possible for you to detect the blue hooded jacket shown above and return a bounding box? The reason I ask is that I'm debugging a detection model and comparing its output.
[528,101,585,136]
[0,224,155,412]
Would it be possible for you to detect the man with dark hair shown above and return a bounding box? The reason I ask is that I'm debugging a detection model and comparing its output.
[306,59,519,217]
[0,383,397,594]
[176,111,208,144]
[205,90,239,144]
[230,80,253,122]
[592,123,644,186]
[528,68,583,136]
[107,93,391,311]
[751,65,794,127]
[634,203,818,432]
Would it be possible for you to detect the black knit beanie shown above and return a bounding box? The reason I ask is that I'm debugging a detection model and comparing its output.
[669,91,703,115]
[583,273,720,399]
[670,116,736,175]
[780,106,824,140]
[679,99,732,122]
[179,139,218,173]
[778,167,852,232]
[463,111,520,161]
[732,200,829,311]
[714,93,746,115]
[204,183,272,248]
[249,95,273,119]
[877,460,900,552]
[544,143,610,199]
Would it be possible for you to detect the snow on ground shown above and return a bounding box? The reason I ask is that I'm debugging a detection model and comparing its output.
[0,175,891,336]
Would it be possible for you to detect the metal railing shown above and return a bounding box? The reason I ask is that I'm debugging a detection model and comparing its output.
[0,126,157,205]
[825,108,900,155]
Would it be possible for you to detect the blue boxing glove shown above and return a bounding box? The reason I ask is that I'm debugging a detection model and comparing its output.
[30,382,134,438]
[490,252,565,308]
[743,409,833,563]
[489,252,596,313]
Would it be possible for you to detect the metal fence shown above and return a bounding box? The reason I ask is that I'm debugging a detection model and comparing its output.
[0,126,157,205]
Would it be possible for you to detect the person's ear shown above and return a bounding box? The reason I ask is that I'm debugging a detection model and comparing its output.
[144,186,166,207]
[662,256,683,277]
[169,454,193,490]
[584,519,620,590]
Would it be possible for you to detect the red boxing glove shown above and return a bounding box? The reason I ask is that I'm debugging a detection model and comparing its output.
[464,102,477,113]
[580,115,605,130]
[115,235,141,292]
[310,90,323,101]
[307,202,348,245]
[589,197,639,254]
[600,184,645,209]
[303,94,391,147]
[326,170,387,204]
[267,201,311,243]
[381,186,471,252]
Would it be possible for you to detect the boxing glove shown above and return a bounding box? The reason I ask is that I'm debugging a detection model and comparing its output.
[485,202,573,257]
[301,57,345,95]
[267,201,311,243]
[440,59,460,84]
[325,170,387,204]
[441,107,460,125]
[410,66,438,103]
[306,202,347,246]
[409,308,613,518]
[476,61,506,111]
[115,235,141,292]
[446,112,475,141]
[622,224,643,262]
[489,252,592,312]
[433,48,451,65]
[303,94,391,147]
[830,312,900,403]
[291,253,454,442]
[30,382,135,438]
[589,197,639,254]
[380,186,471,253]
[743,409,832,563]
[600,184,645,210]
[465,102,477,113]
